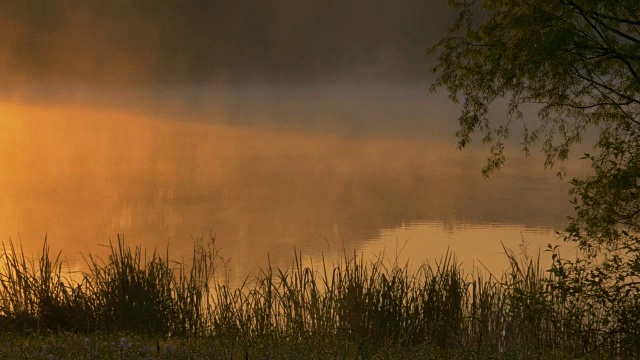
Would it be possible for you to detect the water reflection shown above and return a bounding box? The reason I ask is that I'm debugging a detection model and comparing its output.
[365,221,562,277]
[0,100,574,278]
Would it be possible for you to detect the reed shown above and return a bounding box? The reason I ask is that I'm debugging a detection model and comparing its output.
[0,236,635,358]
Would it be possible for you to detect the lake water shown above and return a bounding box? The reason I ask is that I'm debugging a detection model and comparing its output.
[0,84,585,279]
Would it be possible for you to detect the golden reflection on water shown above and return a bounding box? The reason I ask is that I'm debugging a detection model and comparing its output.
[365,221,563,277]
[0,101,573,278]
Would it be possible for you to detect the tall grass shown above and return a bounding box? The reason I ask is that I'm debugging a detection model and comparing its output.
[0,236,635,358]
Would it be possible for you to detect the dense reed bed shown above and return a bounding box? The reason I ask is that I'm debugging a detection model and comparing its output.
[0,236,636,359]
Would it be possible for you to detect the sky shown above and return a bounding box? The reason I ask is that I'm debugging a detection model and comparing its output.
[0,0,455,89]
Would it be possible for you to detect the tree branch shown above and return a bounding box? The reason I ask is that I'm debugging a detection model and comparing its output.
[573,61,640,105]
[590,9,640,27]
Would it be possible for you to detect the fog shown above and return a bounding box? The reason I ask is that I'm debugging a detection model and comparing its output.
[1,0,453,89]
[0,0,460,137]
[0,101,576,275]
[0,2,583,277]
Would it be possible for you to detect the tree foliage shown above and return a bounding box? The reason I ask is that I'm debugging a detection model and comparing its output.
[429,0,640,346]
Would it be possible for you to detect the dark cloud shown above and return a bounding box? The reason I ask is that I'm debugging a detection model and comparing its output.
[0,0,455,86]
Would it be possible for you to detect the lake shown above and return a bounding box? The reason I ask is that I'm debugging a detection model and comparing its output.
[0,83,585,279]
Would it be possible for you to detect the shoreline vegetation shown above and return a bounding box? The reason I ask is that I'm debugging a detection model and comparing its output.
[0,236,636,359]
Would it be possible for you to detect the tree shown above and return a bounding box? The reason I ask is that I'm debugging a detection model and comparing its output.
[428,0,640,347]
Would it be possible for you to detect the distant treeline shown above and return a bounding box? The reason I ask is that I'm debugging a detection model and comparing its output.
[1,1,453,85]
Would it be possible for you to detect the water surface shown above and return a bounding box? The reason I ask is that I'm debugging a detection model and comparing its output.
[0,86,580,278]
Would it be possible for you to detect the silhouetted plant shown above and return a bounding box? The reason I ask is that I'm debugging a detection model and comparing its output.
[0,237,637,357]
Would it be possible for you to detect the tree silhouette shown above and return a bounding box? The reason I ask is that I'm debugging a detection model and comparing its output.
[429,0,640,345]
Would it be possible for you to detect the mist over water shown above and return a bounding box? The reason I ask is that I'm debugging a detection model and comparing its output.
[0,0,452,87]
[0,83,578,278]
[0,1,584,278]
